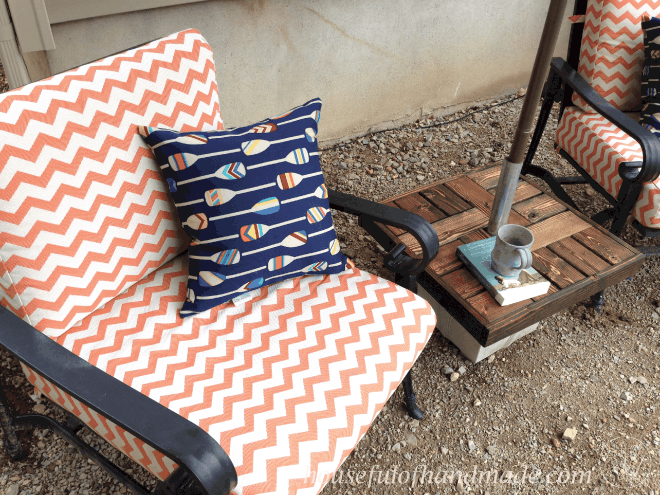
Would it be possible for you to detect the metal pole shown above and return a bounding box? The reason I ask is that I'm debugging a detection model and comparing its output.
[487,0,569,234]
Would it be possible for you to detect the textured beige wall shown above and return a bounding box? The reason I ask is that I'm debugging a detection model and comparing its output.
[45,0,575,143]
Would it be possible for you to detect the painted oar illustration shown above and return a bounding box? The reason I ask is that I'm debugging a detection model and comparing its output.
[190,248,241,265]
[209,197,280,221]
[165,146,241,171]
[176,170,323,208]
[189,265,265,286]
[246,148,312,170]
[243,231,307,256]
[241,128,316,156]
[240,206,328,242]
[280,184,328,205]
[308,225,335,238]
[277,110,321,127]
[267,248,328,271]
[208,123,278,141]
[182,213,208,230]
[197,279,264,300]
[265,261,328,282]
[150,134,208,149]
[177,162,246,187]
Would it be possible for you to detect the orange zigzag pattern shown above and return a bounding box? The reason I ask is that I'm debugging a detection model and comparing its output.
[0,29,223,337]
[556,107,660,228]
[21,363,178,480]
[56,258,436,495]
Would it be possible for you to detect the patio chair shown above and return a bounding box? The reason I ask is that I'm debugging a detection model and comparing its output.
[0,30,438,495]
[523,0,660,254]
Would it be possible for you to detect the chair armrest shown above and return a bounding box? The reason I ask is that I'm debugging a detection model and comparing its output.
[551,57,660,184]
[328,188,439,276]
[0,307,237,495]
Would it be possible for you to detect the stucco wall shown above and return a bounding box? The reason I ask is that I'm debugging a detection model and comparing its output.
[45,0,575,143]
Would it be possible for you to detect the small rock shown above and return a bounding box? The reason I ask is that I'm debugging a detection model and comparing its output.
[404,432,418,448]
[442,366,454,375]
[403,452,412,461]
[621,391,633,401]
[518,87,527,96]
[339,162,347,169]
[441,447,449,455]
[629,376,637,384]
[5,484,19,495]
[391,442,401,452]
[637,376,648,385]
[457,481,467,494]
[468,440,476,451]
[362,138,370,145]
[37,441,45,449]
[459,159,468,165]
[449,372,460,382]
[417,175,425,181]
[487,355,496,363]
[486,445,496,454]
[552,438,561,449]
[342,248,356,259]
[458,365,467,375]
[33,403,46,414]
[562,428,577,442]
[473,399,482,407]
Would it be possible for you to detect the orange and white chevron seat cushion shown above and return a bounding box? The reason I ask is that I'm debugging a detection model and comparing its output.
[556,106,660,228]
[21,364,179,481]
[573,0,660,112]
[35,254,436,494]
[0,29,223,338]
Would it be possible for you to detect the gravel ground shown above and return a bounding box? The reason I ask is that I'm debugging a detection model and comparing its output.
[1,74,660,495]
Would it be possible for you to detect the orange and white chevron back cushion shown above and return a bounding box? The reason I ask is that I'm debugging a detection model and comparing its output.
[573,0,660,112]
[0,29,223,338]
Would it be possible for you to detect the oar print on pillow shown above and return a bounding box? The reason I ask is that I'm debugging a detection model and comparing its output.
[139,98,349,316]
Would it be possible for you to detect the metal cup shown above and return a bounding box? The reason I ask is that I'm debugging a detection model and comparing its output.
[490,224,534,278]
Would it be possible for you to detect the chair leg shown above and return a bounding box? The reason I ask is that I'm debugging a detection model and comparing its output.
[590,291,605,315]
[402,371,423,420]
[0,382,26,461]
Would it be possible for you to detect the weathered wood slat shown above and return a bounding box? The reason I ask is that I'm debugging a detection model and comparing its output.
[532,247,586,289]
[459,229,490,244]
[513,194,567,223]
[394,194,446,224]
[528,211,590,251]
[548,237,610,276]
[428,240,464,277]
[399,208,488,253]
[466,291,530,323]
[445,176,531,226]
[441,268,484,300]
[420,184,471,216]
[572,227,636,264]
[469,164,502,189]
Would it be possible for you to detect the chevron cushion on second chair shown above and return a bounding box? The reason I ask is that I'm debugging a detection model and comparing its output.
[572,0,660,113]
[29,253,436,495]
[139,98,348,316]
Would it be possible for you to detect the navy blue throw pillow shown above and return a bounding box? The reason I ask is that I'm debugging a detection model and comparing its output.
[140,98,348,316]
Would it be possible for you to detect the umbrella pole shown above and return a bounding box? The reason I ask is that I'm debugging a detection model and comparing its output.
[487,0,569,235]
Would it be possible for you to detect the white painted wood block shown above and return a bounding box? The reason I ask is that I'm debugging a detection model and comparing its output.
[417,285,538,363]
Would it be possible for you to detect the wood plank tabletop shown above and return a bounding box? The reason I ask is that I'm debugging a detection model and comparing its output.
[378,164,645,347]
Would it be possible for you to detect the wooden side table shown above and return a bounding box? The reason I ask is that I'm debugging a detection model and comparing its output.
[376,164,645,348]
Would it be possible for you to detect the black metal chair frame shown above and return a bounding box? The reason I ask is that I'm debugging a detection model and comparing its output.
[0,189,439,495]
[523,0,660,257]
